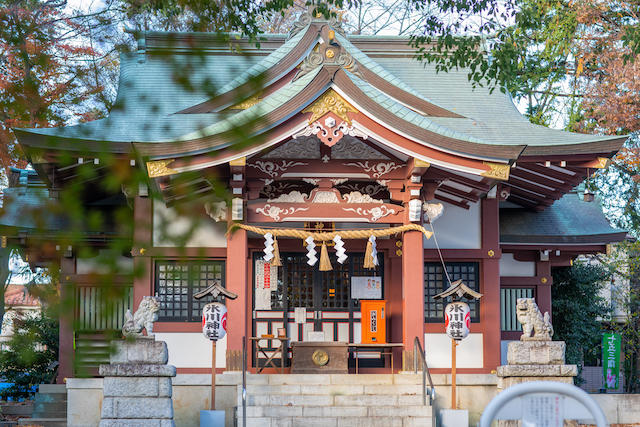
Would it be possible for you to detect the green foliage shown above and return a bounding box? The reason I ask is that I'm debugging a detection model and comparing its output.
[552,262,611,382]
[0,283,59,400]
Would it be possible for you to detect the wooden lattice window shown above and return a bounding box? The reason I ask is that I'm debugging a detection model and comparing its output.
[424,262,480,323]
[155,260,225,322]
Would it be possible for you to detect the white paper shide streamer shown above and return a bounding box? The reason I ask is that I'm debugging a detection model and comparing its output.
[333,235,348,264]
[263,232,274,262]
[305,236,317,266]
[369,236,379,266]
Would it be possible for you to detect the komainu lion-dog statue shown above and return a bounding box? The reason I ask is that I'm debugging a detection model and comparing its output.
[122,296,160,339]
[515,297,554,341]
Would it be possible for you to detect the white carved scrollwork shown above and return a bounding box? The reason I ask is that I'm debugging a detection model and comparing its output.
[423,203,444,223]
[292,121,368,148]
[344,161,405,178]
[268,191,308,203]
[205,201,228,222]
[248,160,308,178]
[255,204,309,221]
[311,191,342,203]
[342,191,383,204]
[342,206,396,222]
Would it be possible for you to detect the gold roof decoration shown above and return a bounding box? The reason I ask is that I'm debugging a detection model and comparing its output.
[228,92,262,110]
[302,89,358,124]
[481,162,510,180]
[146,159,178,178]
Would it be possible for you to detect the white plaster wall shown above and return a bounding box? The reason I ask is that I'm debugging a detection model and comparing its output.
[424,333,484,368]
[76,249,134,275]
[499,253,536,277]
[154,332,227,369]
[153,199,227,248]
[424,201,481,249]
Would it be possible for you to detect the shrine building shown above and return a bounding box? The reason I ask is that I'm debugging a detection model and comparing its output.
[3,9,628,382]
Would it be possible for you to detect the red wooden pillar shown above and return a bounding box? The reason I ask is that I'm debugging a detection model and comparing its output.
[402,230,425,351]
[536,260,553,320]
[133,192,153,306]
[58,257,75,383]
[226,228,248,351]
[481,197,501,371]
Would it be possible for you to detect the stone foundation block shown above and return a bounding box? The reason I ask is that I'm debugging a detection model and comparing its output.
[103,377,172,398]
[497,364,577,378]
[498,376,575,389]
[507,341,565,365]
[99,419,175,427]
[111,340,169,365]
[101,397,173,419]
[100,364,176,377]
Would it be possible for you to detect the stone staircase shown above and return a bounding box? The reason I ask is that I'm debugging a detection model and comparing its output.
[235,374,435,427]
[18,384,66,427]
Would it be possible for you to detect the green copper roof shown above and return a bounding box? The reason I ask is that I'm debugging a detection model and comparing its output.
[160,66,323,143]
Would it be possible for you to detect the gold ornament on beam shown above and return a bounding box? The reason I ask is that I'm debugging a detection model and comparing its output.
[480,162,510,180]
[147,159,178,178]
[303,89,358,124]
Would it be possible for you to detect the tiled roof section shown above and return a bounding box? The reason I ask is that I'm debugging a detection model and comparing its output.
[336,33,456,115]
[500,193,627,244]
[14,33,625,159]
[0,187,69,231]
[4,286,40,307]
[16,52,261,143]
[154,66,323,144]
[344,71,495,146]
[0,172,121,233]
[373,56,624,150]
[209,28,311,99]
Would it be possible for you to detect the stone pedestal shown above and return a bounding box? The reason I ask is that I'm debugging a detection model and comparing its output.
[99,339,177,427]
[497,341,577,426]
[497,341,577,389]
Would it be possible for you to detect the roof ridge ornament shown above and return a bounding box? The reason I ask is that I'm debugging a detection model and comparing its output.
[293,49,366,82]
[288,4,347,40]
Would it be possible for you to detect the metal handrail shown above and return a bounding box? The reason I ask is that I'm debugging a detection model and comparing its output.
[413,337,436,406]
[242,336,247,427]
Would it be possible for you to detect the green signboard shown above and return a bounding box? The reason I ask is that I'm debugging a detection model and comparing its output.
[603,333,621,389]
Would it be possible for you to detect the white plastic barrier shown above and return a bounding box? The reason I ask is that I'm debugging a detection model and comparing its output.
[479,381,607,427]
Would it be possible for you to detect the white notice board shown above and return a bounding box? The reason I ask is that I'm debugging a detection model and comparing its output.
[351,277,382,299]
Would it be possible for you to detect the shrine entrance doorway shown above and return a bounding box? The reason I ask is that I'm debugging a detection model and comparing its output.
[252,252,383,368]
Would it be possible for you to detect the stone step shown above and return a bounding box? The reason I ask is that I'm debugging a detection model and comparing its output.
[239,392,426,407]
[240,383,423,396]
[18,418,67,427]
[37,384,67,394]
[236,416,433,427]
[248,374,425,386]
[31,411,67,420]
[242,404,432,418]
[33,401,67,413]
[0,405,33,415]
[34,392,66,403]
